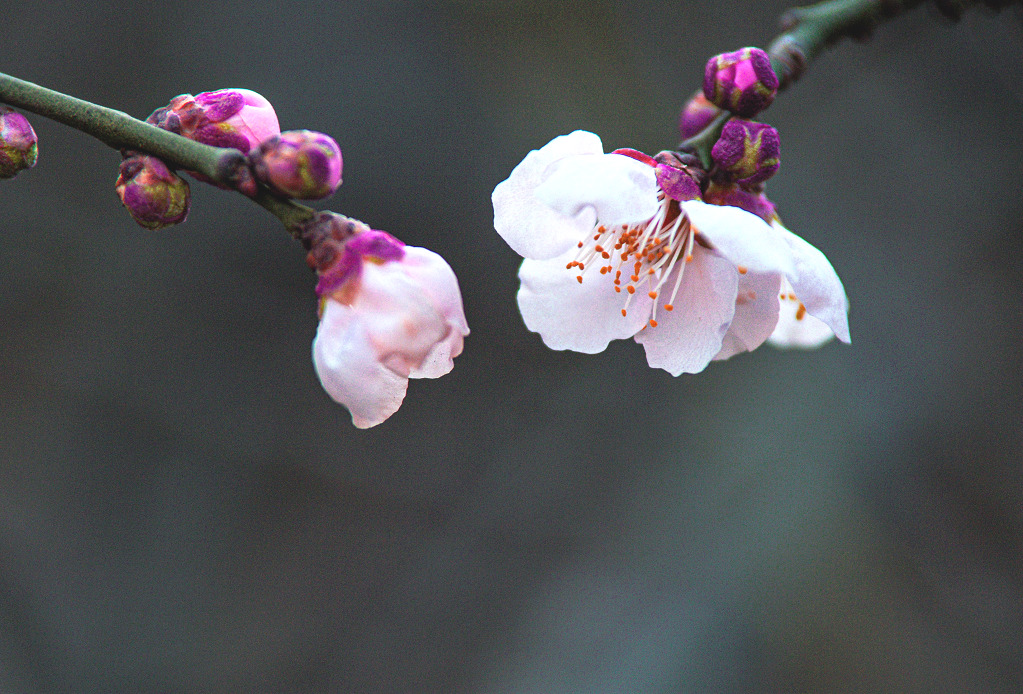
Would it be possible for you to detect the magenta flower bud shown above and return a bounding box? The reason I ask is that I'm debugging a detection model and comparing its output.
[678,91,723,140]
[710,119,780,186]
[0,106,39,179]
[252,130,343,200]
[147,88,280,153]
[703,47,779,118]
[703,182,778,224]
[114,155,190,230]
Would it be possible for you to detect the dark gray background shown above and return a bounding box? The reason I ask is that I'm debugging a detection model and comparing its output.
[2,1,1022,691]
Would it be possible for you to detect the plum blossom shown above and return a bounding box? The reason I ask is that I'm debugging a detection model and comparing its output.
[491,130,849,375]
[310,225,469,428]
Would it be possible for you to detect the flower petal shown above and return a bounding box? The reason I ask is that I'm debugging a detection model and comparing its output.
[492,130,605,260]
[313,300,410,429]
[714,269,782,360]
[517,249,652,354]
[681,200,793,276]
[534,152,659,227]
[772,222,850,343]
[768,277,837,348]
[399,246,470,378]
[635,247,738,375]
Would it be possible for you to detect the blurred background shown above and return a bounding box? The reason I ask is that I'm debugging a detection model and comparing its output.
[2,1,1022,691]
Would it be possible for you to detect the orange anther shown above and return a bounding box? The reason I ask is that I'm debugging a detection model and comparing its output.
[621,309,627,317]
[577,241,584,248]
[737,265,748,274]
[686,254,693,262]
[630,275,639,282]
[595,244,604,252]
[602,251,610,259]
[788,293,797,300]
[648,291,658,299]
[649,319,658,328]
[627,285,636,294]
[664,304,674,311]
[576,275,583,283]
[796,303,807,320]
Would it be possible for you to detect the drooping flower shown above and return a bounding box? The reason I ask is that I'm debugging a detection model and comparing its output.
[304,214,469,428]
[252,130,343,200]
[114,155,190,229]
[491,131,849,375]
[0,106,38,179]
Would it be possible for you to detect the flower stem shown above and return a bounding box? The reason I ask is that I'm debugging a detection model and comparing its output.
[0,71,315,230]
[766,0,924,89]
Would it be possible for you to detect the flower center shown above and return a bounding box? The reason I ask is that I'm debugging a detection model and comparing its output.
[566,194,696,327]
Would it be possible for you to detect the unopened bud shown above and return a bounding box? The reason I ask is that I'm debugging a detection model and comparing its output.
[703,47,779,118]
[710,119,780,186]
[253,130,343,199]
[148,88,280,153]
[0,107,39,179]
[678,91,723,140]
[703,182,778,224]
[115,156,190,230]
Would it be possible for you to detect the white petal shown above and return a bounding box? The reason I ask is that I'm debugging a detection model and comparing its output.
[312,300,410,429]
[681,200,793,276]
[714,270,782,361]
[772,222,850,343]
[635,247,738,375]
[535,153,659,227]
[492,131,605,260]
[517,249,653,354]
[768,277,837,348]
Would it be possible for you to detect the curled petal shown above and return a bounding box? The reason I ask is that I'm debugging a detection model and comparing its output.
[400,247,470,378]
[635,248,738,375]
[493,130,605,260]
[681,200,792,276]
[715,269,782,361]
[769,277,837,348]
[772,222,850,343]
[518,250,653,354]
[313,300,410,429]
[534,152,659,227]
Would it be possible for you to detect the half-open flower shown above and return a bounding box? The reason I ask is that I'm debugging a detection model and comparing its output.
[492,130,849,375]
[310,225,469,428]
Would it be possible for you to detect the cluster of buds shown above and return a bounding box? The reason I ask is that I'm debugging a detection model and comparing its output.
[0,106,38,179]
[116,88,345,229]
[677,47,784,224]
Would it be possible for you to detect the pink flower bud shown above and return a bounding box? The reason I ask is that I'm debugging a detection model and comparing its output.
[147,88,280,153]
[114,155,190,230]
[310,225,469,428]
[703,47,779,118]
[703,181,777,224]
[252,130,343,200]
[0,106,39,179]
[710,119,780,186]
[678,91,723,140]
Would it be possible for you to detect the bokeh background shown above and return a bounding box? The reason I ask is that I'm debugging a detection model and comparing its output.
[2,1,1022,691]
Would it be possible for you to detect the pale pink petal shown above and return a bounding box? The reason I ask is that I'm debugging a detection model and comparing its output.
[313,300,410,429]
[493,131,605,260]
[635,247,738,375]
[535,152,659,227]
[681,200,793,276]
[227,89,280,150]
[768,277,837,348]
[354,260,452,372]
[714,269,782,360]
[399,246,470,338]
[517,250,652,354]
[772,222,850,343]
